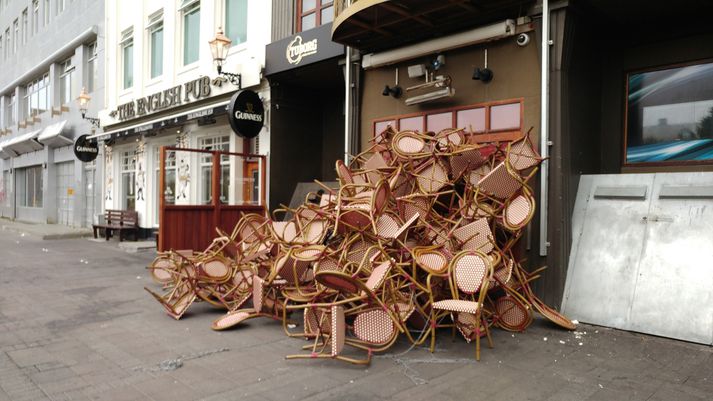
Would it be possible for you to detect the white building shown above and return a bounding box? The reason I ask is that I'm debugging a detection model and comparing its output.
[98,0,271,235]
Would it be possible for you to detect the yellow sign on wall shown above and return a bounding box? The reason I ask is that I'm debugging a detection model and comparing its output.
[67,188,74,196]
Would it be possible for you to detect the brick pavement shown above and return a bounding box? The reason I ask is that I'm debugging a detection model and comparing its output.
[0,229,711,400]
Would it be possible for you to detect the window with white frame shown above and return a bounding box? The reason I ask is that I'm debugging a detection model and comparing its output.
[154,146,176,224]
[44,0,49,25]
[32,0,39,35]
[57,0,66,15]
[5,93,15,127]
[4,29,9,60]
[120,28,134,89]
[22,9,27,44]
[198,135,230,205]
[24,72,50,118]
[59,58,74,105]
[180,0,200,66]
[0,34,3,63]
[147,10,163,79]
[225,0,247,46]
[86,41,97,92]
[13,19,18,53]
[120,150,136,210]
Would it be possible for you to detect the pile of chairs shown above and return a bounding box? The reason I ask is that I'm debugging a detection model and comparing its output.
[146,126,575,365]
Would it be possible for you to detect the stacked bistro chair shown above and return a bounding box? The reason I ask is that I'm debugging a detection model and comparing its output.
[146,124,576,365]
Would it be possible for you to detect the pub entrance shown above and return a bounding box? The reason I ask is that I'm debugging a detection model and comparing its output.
[267,58,345,211]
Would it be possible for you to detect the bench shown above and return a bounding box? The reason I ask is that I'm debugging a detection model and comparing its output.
[92,210,139,242]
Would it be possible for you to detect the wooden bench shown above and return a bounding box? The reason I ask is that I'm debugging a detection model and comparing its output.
[92,210,139,242]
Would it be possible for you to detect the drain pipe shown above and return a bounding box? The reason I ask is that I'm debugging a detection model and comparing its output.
[344,45,352,163]
[539,0,550,256]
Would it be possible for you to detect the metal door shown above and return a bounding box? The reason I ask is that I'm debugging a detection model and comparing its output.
[55,161,74,226]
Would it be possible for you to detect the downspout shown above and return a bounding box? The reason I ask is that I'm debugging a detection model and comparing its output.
[344,45,352,163]
[539,0,550,256]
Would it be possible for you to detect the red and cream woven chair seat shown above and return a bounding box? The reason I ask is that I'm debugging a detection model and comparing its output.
[476,162,523,200]
[433,299,480,314]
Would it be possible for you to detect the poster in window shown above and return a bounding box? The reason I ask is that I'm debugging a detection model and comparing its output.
[626,60,713,164]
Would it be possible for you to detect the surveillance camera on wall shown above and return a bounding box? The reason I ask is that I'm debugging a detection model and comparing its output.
[431,54,446,70]
[516,33,530,47]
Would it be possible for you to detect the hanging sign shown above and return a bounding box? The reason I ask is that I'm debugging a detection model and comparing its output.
[74,134,99,162]
[228,90,264,139]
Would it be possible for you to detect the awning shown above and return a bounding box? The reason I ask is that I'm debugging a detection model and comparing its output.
[89,100,230,141]
[0,139,17,159]
[38,120,72,148]
[3,129,44,155]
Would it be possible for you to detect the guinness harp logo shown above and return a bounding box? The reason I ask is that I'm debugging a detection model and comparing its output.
[286,35,318,65]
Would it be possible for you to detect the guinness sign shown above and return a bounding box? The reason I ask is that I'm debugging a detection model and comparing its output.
[73,135,99,162]
[228,90,264,139]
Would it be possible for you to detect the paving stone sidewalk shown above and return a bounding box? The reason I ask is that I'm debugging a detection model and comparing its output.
[0,230,711,401]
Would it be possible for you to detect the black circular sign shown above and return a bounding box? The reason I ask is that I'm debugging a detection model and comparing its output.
[228,90,264,139]
[74,135,99,162]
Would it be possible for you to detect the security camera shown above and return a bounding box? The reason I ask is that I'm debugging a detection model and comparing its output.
[516,33,530,47]
[431,54,446,71]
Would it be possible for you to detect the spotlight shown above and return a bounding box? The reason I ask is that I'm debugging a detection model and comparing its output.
[472,67,493,83]
[382,85,402,98]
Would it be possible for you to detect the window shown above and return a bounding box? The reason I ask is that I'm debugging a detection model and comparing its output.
[4,29,8,59]
[5,93,15,127]
[198,135,230,204]
[147,11,163,79]
[120,151,136,210]
[86,42,97,92]
[44,0,49,25]
[32,1,39,35]
[0,34,3,63]
[17,166,43,208]
[59,58,74,105]
[13,19,18,53]
[120,28,133,89]
[154,146,176,224]
[22,9,27,44]
[180,0,200,66]
[372,99,524,143]
[225,0,247,46]
[57,0,66,14]
[24,73,51,118]
[297,0,333,32]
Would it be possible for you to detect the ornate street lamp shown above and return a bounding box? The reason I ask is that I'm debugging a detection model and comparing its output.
[77,87,101,128]
[209,27,241,87]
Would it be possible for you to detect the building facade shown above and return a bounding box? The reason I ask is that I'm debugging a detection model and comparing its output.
[98,0,271,235]
[0,0,104,226]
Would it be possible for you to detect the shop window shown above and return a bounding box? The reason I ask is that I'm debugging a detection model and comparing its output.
[121,150,136,210]
[199,135,230,205]
[225,0,247,46]
[297,0,333,32]
[427,112,452,132]
[17,165,43,208]
[147,11,163,79]
[373,99,524,143]
[154,146,176,225]
[86,42,97,92]
[625,60,713,165]
[120,28,134,89]
[180,0,200,66]
[456,107,486,133]
[24,72,50,118]
[399,116,423,132]
[59,58,74,106]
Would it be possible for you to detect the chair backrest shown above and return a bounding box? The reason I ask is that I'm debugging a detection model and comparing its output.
[452,218,494,254]
[365,260,391,291]
[335,160,354,185]
[476,162,522,200]
[451,251,490,295]
[504,193,535,229]
[330,305,345,357]
[105,209,138,226]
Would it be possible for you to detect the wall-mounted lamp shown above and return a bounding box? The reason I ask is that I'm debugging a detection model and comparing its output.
[472,49,493,83]
[209,27,242,88]
[77,88,101,128]
[382,68,402,98]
